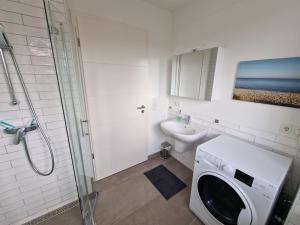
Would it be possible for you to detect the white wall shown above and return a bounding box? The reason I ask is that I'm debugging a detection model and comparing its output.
[172,0,300,197]
[67,0,173,155]
[0,1,77,225]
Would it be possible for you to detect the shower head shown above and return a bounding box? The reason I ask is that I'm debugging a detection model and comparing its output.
[0,24,12,50]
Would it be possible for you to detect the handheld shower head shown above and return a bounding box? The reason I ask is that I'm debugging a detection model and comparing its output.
[0,24,12,50]
[0,24,18,105]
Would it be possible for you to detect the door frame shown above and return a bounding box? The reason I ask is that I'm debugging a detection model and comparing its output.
[44,1,98,224]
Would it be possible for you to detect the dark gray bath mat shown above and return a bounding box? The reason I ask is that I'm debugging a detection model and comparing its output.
[144,165,186,200]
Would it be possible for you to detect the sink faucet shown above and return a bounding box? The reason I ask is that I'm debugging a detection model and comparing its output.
[181,114,191,125]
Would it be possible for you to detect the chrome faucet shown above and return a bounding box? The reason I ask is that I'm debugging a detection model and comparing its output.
[4,121,38,144]
[14,127,26,144]
[181,114,191,125]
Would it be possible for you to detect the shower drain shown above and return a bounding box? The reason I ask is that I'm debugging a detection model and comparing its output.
[22,201,79,225]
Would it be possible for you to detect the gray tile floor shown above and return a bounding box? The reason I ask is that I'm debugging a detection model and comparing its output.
[39,156,204,225]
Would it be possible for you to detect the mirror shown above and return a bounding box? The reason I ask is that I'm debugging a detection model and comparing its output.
[171,47,218,100]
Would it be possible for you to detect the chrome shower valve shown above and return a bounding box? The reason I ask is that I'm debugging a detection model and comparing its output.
[4,123,38,144]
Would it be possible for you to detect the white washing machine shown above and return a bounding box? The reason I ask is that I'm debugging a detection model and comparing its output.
[190,135,292,225]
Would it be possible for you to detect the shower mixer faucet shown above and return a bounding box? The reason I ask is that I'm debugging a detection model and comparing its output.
[4,122,38,144]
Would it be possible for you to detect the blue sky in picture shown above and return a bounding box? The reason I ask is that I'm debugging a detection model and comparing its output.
[235,57,300,92]
[236,57,300,79]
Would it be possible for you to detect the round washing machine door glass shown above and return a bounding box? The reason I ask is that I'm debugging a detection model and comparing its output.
[198,173,252,225]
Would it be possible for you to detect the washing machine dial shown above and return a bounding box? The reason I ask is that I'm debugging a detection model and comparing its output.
[220,163,235,176]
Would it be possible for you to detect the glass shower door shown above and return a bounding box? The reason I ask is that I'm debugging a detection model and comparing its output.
[44,1,97,225]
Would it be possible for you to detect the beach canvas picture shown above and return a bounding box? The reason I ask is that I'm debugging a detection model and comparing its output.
[233,57,300,108]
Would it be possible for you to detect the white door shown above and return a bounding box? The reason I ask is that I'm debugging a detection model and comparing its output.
[77,15,149,180]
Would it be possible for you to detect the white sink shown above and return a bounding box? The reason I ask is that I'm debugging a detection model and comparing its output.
[160,120,208,153]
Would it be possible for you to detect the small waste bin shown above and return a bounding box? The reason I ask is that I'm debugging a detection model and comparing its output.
[160,141,171,159]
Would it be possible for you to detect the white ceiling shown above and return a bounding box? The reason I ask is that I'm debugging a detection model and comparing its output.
[143,0,195,11]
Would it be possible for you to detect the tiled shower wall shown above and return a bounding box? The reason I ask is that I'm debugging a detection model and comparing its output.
[0,1,77,225]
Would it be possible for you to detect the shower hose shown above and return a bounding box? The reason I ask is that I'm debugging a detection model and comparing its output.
[9,46,55,176]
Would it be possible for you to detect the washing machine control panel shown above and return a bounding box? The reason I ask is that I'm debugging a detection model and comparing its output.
[251,178,276,200]
[198,151,222,168]
[198,151,277,200]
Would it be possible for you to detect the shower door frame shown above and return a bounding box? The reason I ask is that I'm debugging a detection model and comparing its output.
[43,1,98,224]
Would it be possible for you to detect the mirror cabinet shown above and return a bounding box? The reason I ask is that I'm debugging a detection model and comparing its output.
[171,47,219,100]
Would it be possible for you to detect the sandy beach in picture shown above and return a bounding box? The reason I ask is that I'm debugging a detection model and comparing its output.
[233,88,300,108]
[233,57,300,108]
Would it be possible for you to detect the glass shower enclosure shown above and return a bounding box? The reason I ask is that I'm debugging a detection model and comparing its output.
[44,1,97,225]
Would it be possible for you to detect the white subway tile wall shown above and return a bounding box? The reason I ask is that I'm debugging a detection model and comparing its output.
[0,1,77,225]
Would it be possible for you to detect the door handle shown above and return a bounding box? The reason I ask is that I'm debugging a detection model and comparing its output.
[80,119,89,136]
[136,105,146,110]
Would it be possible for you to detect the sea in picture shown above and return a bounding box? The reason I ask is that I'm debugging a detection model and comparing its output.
[233,57,300,108]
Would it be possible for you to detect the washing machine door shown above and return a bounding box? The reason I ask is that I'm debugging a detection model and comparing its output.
[197,173,252,225]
